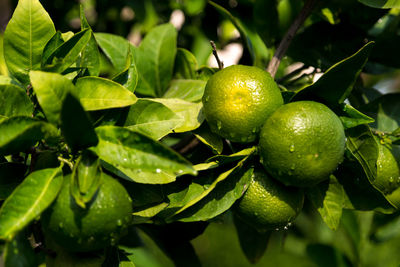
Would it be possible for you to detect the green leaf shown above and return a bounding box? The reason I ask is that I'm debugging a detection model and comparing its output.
[135,23,177,97]
[0,116,58,156]
[363,93,400,132]
[194,147,256,171]
[173,48,198,79]
[30,71,74,124]
[43,29,91,73]
[306,175,344,231]
[292,42,375,106]
[173,162,253,222]
[3,229,39,267]
[41,31,64,68]
[171,156,251,219]
[60,93,99,153]
[339,104,375,129]
[123,99,182,140]
[92,126,197,184]
[193,123,223,154]
[95,33,130,73]
[79,6,101,77]
[163,79,206,103]
[233,215,271,264]
[358,0,400,8]
[133,202,169,223]
[74,76,137,111]
[0,84,33,117]
[346,125,379,187]
[112,46,138,93]
[3,0,56,85]
[0,163,27,200]
[70,150,102,208]
[0,165,63,241]
[150,98,204,132]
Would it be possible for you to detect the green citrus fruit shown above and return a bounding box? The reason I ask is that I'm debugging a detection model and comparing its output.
[202,65,283,143]
[259,101,345,187]
[375,144,400,195]
[234,169,304,232]
[41,173,133,252]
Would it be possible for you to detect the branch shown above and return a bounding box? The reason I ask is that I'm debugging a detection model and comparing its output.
[210,40,224,69]
[266,0,318,78]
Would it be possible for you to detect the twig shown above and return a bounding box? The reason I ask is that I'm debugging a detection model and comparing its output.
[171,135,200,154]
[210,40,224,69]
[57,156,73,170]
[266,0,318,78]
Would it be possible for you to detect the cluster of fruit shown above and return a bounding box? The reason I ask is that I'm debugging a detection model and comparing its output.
[202,65,346,232]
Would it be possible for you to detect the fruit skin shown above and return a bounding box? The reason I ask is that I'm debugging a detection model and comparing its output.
[41,173,133,252]
[259,101,345,187]
[234,169,304,232]
[375,144,400,195]
[202,65,283,143]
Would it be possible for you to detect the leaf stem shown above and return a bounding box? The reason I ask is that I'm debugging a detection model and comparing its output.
[266,0,318,78]
[57,156,73,170]
[210,40,224,69]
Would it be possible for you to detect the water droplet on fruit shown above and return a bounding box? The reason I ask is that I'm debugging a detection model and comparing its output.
[217,120,222,130]
[397,177,400,184]
[260,158,264,164]
[254,212,258,216]
[289,145,295,153]
[13,249,18,254]
[290,164,295,171]
[389,177,394,183]
[205,95,210,102]
[117,219,123,226]
[123,158,127,162]
[156,168,161,173]
[110,238,117,246]
[58,222,63,229]
[297,155,301,159]
[252,128,257,133]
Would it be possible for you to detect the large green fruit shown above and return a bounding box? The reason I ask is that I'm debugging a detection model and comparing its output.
[202,65,283,143]
[42,173,133,252]
[259,101,345,187]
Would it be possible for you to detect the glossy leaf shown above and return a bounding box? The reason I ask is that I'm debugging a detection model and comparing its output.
[173,48,198,79]
[60,93,99,153]
[340,104,375,129]
[346,125,379,184]
[112,46,138,93]
[43,29,91,73]
[173,162,253,222]
[172,156,252,219]
[74,76,137,111]
[0,84,33,117]
[92,126,197,184]
[0,116,58,156]
[306,175,344,231]
[134,23,177,97]
[41,31,64,68]
[123,99,182,140]
[30,71,74,124]
[95,33,130,73]
[150,98,204,132]
[0,166,63,241]
[292,42,374,106]
[363,93,400,132]
[359,0,400,8]
[163,79,206,103]
[194,147,256,171]
[0,163,27,200]
[70,150,102,208]
[79,6,101,77]
[193,123,223,154]
[3,0,56,85]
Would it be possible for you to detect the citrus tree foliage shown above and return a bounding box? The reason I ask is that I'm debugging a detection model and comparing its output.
[0,0,400,266]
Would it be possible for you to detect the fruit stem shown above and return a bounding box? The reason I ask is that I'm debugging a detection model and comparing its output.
[210,40,224,69]
[266,0,319,78]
